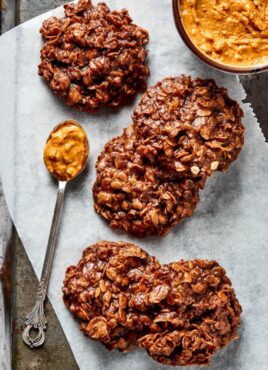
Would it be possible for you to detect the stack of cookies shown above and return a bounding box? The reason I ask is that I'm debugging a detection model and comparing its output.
[93,76,244,237]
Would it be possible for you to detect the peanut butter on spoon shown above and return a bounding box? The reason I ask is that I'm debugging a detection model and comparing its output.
[22,120,89,349]
[44,120,89,181]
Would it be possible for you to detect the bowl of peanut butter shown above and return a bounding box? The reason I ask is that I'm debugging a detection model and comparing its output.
[173,0,268,74]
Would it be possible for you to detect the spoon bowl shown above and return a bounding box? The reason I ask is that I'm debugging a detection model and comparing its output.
[44,119,89,182]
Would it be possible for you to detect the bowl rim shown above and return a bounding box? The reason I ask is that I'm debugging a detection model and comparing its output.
[172,0,268,75]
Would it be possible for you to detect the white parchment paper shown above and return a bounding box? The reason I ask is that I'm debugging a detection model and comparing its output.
[0,1,268,369]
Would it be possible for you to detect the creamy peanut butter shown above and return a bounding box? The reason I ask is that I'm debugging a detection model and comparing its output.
[44,120,88,181]
[180,0,268,67]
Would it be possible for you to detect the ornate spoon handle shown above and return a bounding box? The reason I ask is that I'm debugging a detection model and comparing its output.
[22,181,67,348]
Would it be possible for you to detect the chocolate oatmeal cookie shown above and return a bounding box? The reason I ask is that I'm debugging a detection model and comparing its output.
[63,241,160,351]
[63,241,242,366]
[138,260,242,366]
[38,0,149,111]
[132,76,244,178]
[93,127,204,237]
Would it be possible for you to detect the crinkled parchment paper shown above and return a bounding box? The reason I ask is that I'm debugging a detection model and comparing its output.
[0,1,268,369]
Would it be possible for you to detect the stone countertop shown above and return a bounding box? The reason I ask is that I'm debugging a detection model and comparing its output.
[0,1,267,369]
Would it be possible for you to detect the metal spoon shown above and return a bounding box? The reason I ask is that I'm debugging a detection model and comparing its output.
[22,120,89,348]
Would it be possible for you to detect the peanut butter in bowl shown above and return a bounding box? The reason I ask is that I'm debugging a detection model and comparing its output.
[44,120,89,181]
[179,0,268,69]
